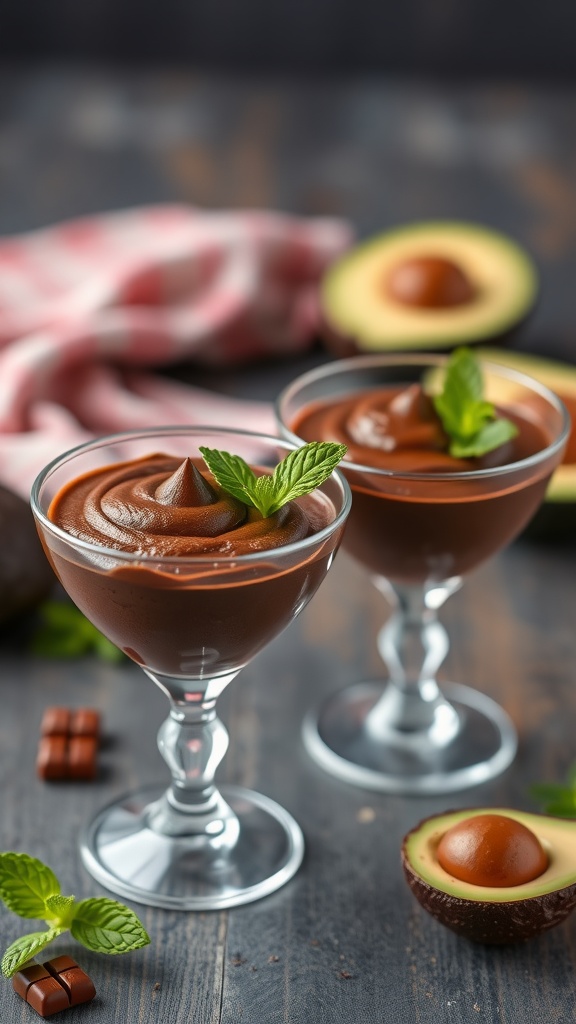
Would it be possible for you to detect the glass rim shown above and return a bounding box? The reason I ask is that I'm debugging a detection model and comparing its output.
[30,425,353,566]
[275,352,571,483]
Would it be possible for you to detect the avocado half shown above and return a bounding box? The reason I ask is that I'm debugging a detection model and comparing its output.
[478,348,575,540]
[0,484,54,624]
[402,808,576,944]
[321,222,538,354]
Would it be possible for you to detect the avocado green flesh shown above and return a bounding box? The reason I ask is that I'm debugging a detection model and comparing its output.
[404,808,576,903]
[478,348,576,505]
[322,222,538,350]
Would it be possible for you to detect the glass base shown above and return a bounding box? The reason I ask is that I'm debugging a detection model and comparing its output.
[302,681,517,795]
[80,784,304,910]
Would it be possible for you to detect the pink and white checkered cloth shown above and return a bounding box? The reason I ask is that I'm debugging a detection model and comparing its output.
[0,204,352,497]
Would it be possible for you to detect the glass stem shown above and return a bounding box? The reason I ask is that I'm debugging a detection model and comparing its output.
[144,672,241,846]
[365,578,462,751]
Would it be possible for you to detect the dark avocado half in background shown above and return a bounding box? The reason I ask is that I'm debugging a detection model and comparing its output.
[0,484,54,625]
[478,348,575,540]
[321,222,538,354]
[402,808,576,945]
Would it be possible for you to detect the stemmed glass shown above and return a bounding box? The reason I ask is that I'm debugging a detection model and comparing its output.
[277,354,569,794]
[31,427,351,910]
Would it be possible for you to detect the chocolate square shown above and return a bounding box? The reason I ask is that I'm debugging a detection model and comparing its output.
[26,976,71,1016]
[70,708,100,737]
[40,707,71,736]
[67,735,98,780]
[44,955,96,1007]
[57,967,97,1006]
[12,961,50,1000]
[36,735,68,780]
[13,955,96,1016]
[43,955,77,974]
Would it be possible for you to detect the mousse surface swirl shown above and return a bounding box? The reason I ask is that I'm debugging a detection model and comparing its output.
[49,453,311,556]
[296,383,533,472]
[292,379,555,583]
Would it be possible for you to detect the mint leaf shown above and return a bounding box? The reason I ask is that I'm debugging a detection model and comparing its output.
[198,448,259,508]
[432,347,518,458]
[0,853,60,919]
[450,418,519,458]
[93,632,126,663]
[257,442,348,516]
[30,600,125,663]
[71,898,151,954]
[530,765,576,818]
[200,442,347,518]
[434,349,486,433]
[2,929,65,978]
[0,854,150,974]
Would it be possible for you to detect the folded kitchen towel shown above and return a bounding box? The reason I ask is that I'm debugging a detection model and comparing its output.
[0,204,352,498]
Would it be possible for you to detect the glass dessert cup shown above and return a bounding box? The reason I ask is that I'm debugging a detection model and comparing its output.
[277,354,570,795]
[31,427,351,910]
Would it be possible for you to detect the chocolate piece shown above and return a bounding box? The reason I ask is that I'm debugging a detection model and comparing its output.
[36,736,68,781]
[70,708,100,738]
[45,956,96,1007]
[43,955,78,974]
[12,961,51,1000]
[40,707,71,737]
[37,706,101,781]
[54,966,96,1006]
[67,736,98,780]
[26,976,71,1017]
[12,957,96,1017]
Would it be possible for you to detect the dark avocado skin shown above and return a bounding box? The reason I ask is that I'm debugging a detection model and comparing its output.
[521,501,576,542]
[402,853,576,945]
[401,810,576,945]
[0,485,54,623]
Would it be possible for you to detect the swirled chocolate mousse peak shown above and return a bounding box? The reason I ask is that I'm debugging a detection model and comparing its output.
[343,383,456,471]
[48,442,348,558]
[295,348,535,474]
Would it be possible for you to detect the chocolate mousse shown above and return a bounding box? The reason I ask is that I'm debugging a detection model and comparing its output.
[292,383,555,583]
[46,453,341,677]
[49,454,314,556]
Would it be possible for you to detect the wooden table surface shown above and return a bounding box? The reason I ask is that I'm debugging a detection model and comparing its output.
[0,66,576,1023]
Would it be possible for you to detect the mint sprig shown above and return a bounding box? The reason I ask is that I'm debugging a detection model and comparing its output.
[530,762,576,818]
[199,441,347,518]
[0,853,150,977]
[30,600,125,663]
[432,347,518,458]
[2,930,65,977]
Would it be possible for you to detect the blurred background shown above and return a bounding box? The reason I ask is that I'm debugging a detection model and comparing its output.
[1,0,576,367]
[3,0,576,79]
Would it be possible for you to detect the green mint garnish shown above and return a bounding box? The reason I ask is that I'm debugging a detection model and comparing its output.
[30,600,125,663]
[70,898,149,954]
[0,854,60,919]
[2,931,65,978]
[432,347,518,458]
[530,762,576,818]
[199,441,347,518]
[0,853,150,977]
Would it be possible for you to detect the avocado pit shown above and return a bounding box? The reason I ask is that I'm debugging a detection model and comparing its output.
[401,807,576,944]
[386,255,476,309]
[436,813,549,888]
